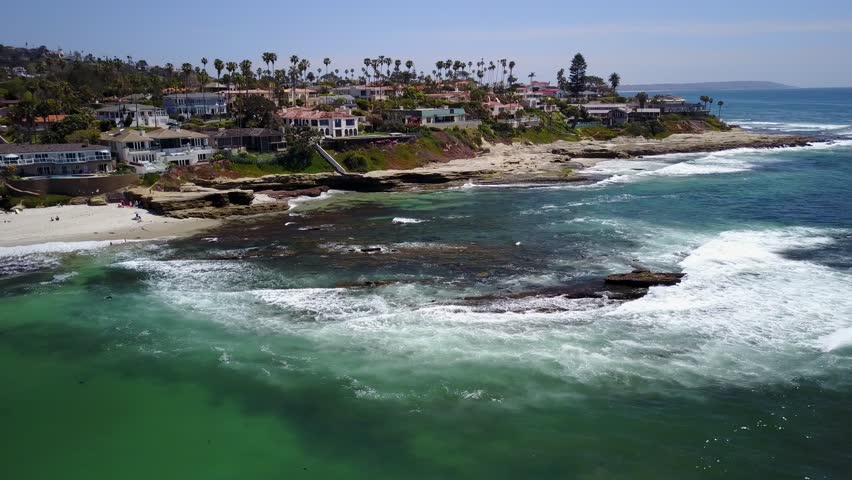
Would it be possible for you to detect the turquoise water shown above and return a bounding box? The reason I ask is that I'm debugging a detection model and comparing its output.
[2,88,851,479]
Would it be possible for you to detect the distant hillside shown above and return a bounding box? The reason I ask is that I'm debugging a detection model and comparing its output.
[619,81,796,92]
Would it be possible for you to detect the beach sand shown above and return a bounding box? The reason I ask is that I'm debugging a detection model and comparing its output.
[0,204,220,247]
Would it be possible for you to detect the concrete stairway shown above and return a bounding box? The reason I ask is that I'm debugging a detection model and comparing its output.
[313,144,348,175]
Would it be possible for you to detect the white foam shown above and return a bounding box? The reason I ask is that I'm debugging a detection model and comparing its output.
[287,189,346,211]
[818,327,852,352]
[119,225,851,394]
[734,120,850,133]
[614,228,852,371]
[0,240,126,258]
[392,217,427,224]
[581,141,852,187]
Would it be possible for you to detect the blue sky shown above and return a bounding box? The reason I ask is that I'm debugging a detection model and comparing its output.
[4,0,852,87]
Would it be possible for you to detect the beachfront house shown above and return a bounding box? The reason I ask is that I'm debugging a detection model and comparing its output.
[162,93,228,118]
[96,104,170,128]
[332,85,397,101]
[281,88,319,107]
[521,98,559,113]
[316,94,356,108]
[582,104,631,127]
[278,108,361,138]
[649,96,708,115]
[572,102,661,126]
[0,143,114,176]
[100,126,214,173]
[32,114,66,132]
[389,107,479,129]
[485,101,523,117]
[424,90,471,102]
[206,128,284,152]
[223,89,278,106]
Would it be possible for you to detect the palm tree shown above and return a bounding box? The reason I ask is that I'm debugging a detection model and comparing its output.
[323,57,331,79]
[225,61,237,91]
[165,63,175,89]
[435,61,444,83]
[239,60,252,94]
[508,60,516,86]
[500,59,507,85]
[200,58,209,116]
[636,92,649,108]
[528,72,536,86]
[181,63,192,117]
[214,59,224,86]
[699,95,710,110]
[262,52,273,76]
[717,100,725,118]
[290,55,300,105]
[363,58,371,84]
[608,72,620,91]
[298,59,310,104]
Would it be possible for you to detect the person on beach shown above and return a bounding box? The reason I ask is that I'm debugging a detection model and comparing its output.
[133,212,142,222]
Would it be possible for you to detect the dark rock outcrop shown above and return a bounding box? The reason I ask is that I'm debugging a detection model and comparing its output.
[604,271,685,287]
[126,188,291,219]
[257,186,329,199]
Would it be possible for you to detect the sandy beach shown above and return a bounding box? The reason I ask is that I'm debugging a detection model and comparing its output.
[0,204,220,247]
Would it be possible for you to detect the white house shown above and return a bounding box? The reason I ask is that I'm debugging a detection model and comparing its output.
[163,93,228,118]
[96,104,170,128]
[278,108,361,138]
[100,126,215,173]
[332,85,398,101]
[389,107,480,129]
[0,143,114,176]
[484,100,524,117]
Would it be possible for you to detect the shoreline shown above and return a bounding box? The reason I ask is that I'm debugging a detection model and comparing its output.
[194,130,822,196]
[0,130,829,249]
[365,129,819,184]
[0,205,220,248]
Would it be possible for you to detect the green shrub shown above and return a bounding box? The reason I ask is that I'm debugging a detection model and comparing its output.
[342,153,369,172]
[579,126,619,140]
[141,173,161,186]
[2,194,72,209]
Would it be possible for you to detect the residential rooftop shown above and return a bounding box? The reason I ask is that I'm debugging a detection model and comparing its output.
[0,143,107,154]
[96,103,163,112]
[279,108,354,119]
[100,127,210,142]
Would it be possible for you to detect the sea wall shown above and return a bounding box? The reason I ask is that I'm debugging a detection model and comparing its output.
[9,174,139,196]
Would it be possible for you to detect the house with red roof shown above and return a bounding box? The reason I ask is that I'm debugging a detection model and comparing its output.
[484,100,523,117]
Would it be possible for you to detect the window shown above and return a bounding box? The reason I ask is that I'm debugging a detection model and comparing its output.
[319,120,329,126]
[345,119,355,126]
[311,120,318,126]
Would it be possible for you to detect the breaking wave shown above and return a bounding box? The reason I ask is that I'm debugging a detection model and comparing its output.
[114,226,852,393]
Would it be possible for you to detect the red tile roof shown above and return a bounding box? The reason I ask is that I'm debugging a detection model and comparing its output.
[278,108,354,119]
[34,114,67,124]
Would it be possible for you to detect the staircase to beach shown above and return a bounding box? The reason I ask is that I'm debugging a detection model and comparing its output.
[313,143,348,175]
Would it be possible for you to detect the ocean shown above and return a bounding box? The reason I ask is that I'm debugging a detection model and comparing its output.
[1,88,851,479]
